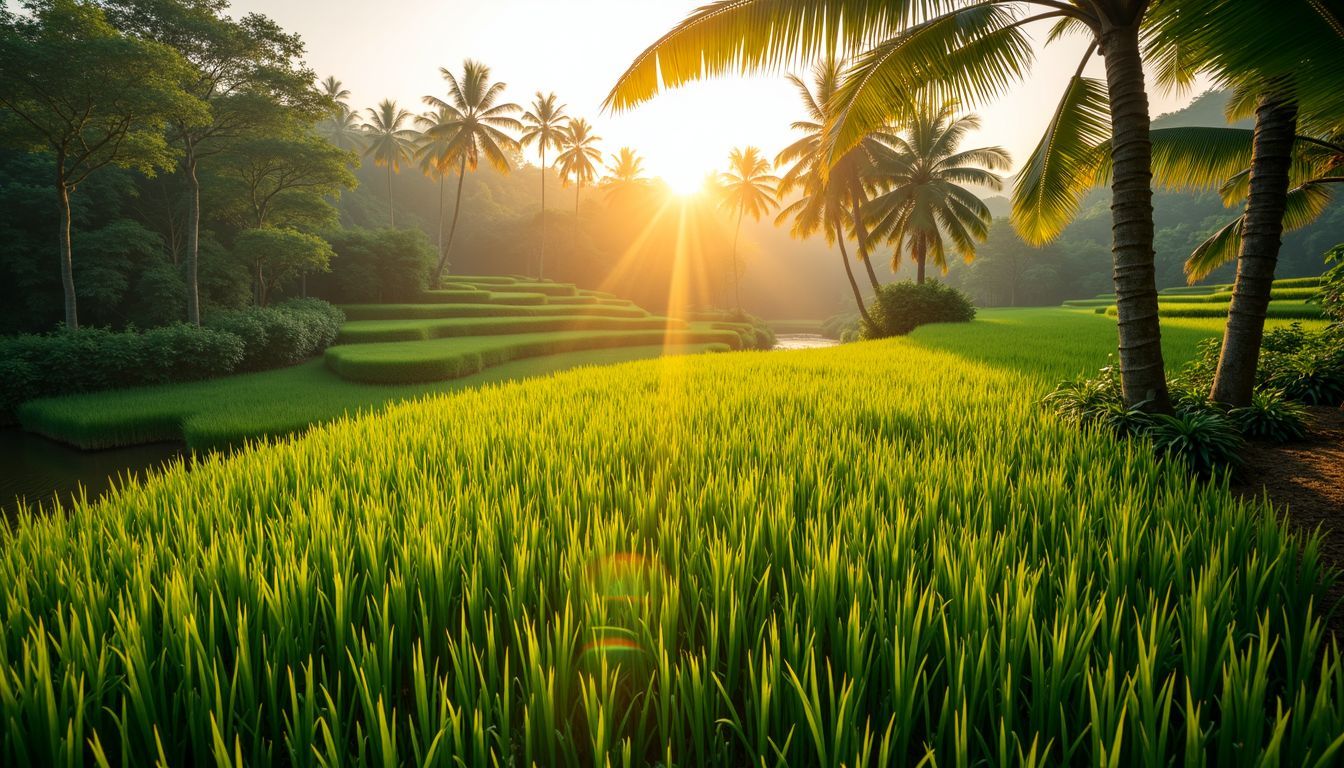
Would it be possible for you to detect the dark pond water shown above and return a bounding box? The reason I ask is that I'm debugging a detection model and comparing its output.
[773,334,841,350]
[0,428,185,520]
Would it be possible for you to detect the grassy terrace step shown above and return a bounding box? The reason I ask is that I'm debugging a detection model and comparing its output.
[452,279,579,297]
[419,289,548,305]
[339,303,649,321]
[1156,287,1320,303]
[325,328,741,383]
[1102,300,1324,319]
[335,315,683,344]
[17,345,724,451]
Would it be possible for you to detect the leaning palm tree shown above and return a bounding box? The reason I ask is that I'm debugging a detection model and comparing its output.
[422,60,521,284]
[865,103,1010,284]
[604,1,1195,412]
[555,118,603,262]
[361,99,418,227]
[716,146,779,314]
[776,59,888,296]
[776,61,886,323]
[519,92,569,279]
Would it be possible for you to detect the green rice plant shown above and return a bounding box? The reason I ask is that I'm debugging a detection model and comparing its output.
[3,325,1341,766]
[1273,276,1323,289]
[1104,301,1325,320]
[1230,389,1309,443]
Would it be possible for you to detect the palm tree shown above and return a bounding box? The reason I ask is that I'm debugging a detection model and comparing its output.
[555,118,603,264]
[605,1,1191,412]
[422,60,521,284]
[717,146,780,314]
[319,76,349,105]
[318,78,363,153]
[602,147,650,205]
[865,103,1010,284]
[1133,1,1344,406]
[519,92,569,279]
[776,61,885,324]
[415,105,458,260]
[361,99,418,227]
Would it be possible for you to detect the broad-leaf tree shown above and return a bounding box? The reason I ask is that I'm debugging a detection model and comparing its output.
[105,0,324,326]
[421,60,521,284]
[232,226,333,306]
[866,103,1009,284]
[519,92,568,278]
[604,0,1186,412]
[361,99,418,228]
[0,0,203,329]
[717,146,779,314]
[555,118,603,265]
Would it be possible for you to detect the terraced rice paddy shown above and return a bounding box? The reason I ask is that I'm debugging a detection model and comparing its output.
[3,308,1342,766]
[1063,276,1326,319]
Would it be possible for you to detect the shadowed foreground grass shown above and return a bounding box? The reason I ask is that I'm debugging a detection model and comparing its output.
[2,309,1342,766]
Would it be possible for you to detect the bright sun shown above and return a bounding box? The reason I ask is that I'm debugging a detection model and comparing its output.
[660,167,711,197]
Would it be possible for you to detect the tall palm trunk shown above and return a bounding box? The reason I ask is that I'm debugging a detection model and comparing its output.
[834,215,873,327]
[849,179,881,293]
[731,207,744,315]
[539,146,547,279]
[56,171,77,329]
[433,157,468,287]
[915,236,927,285]
[1211,93,1299,406]
[436,172,446,256]
[386,164,396,228]
[185,146,202,326]
[573,182,581,267]
[1099,19,1170,413]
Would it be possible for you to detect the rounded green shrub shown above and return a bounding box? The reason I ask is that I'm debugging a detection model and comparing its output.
[862,281,976,339]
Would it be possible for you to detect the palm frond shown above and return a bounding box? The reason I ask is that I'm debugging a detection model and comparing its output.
[1010,73,1109,246]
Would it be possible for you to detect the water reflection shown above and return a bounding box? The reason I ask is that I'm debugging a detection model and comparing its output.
[0,429,184,519]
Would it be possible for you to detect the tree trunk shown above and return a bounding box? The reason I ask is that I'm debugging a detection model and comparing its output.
[573,182,581,267]
[915,236,927,285]
[539,146,547,279]
[849,180,881,294]
[731,207,746,315]
[1211,94,1299,407]
[436,172,446,258]
[57,178,78,330]
[387,163,395,228]
[1100,19,1171,413]
[185,150,202,325]
[433,157,468,287]
[835,219,873,327]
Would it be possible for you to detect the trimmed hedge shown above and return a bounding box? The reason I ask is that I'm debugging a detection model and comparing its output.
[206,299,345,370]
[0,325,244,421]
[1,300,345,421]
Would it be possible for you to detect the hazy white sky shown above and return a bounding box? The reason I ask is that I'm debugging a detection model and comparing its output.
[231,0,1209,190]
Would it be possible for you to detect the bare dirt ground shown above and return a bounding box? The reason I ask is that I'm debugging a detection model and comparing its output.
[1233,405,1344,633]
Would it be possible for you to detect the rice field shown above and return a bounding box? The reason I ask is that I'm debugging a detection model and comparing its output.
[3,308,1342,766]
[1064,276,1327,319]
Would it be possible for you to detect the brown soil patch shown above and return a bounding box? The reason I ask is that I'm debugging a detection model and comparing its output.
[1233,405,1344,632]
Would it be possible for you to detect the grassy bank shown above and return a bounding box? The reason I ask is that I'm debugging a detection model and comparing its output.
[2,308,1340,766]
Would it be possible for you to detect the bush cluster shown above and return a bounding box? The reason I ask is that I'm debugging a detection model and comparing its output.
[206,298,345,371]
[1,300,345,420]
[309,228,435,304]
[861,281,976,339]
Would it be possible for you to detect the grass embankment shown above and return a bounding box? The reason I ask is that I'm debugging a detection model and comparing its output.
[17,345,724,452]
[325,328,739,383]
[335,315,681,344]
[1103,299,1324,319]
[3,308,1341,766]
[338,302,649,321]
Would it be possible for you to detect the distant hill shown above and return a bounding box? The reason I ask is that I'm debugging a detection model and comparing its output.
[1152,90,1252,129]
